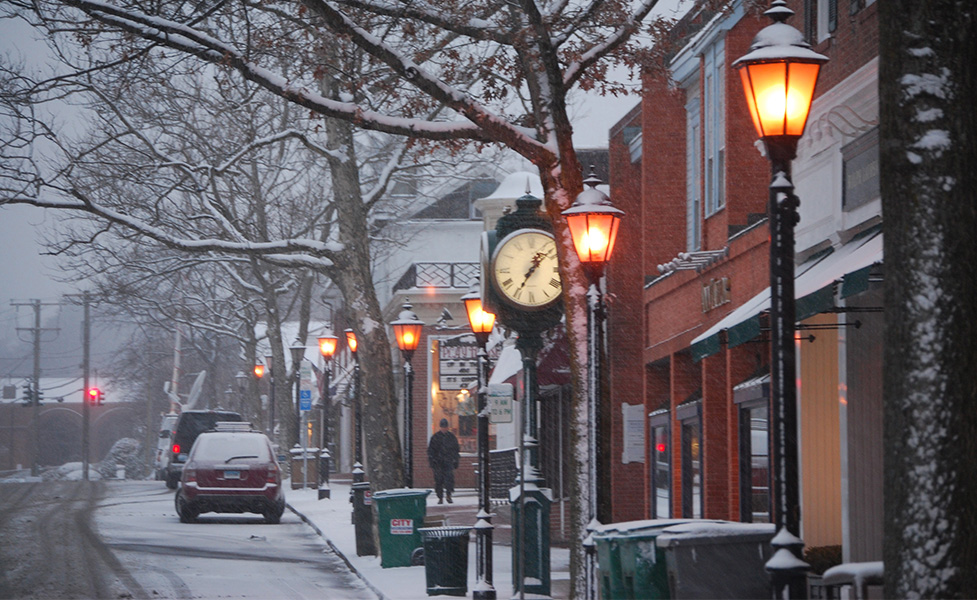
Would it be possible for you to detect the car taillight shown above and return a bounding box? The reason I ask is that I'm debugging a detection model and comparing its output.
[184,467,196,482]
[172,443,180,455]
[266,465,280,483]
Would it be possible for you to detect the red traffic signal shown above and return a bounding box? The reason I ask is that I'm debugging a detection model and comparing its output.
[87,387,104,405]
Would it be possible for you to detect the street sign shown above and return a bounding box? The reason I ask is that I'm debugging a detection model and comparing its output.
[300,362,314,411]
[488,383,513,423]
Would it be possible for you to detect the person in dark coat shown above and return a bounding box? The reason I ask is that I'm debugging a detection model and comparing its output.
[427,418,460,504]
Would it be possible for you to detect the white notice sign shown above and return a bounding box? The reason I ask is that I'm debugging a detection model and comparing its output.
[488,383,514,423]
[622,403,646,464]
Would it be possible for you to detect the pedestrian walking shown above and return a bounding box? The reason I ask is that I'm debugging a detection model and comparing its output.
[427,418,459,504]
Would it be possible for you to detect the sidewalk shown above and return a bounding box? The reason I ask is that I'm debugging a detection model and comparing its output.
[286,476,571,599]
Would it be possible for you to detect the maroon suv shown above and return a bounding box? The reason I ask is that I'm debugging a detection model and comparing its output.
[174,428,285,524]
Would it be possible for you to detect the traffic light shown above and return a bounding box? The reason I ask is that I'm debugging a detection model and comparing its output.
[88,387,104,405]
[21,383,33,407]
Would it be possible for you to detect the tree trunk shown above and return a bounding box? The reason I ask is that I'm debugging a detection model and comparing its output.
[880,0,977,596]
[322,105,404,492]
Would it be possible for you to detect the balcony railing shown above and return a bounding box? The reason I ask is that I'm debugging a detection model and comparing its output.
[393,262,478,293]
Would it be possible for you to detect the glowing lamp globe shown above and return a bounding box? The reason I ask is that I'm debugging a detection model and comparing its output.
[461,286,496,347]
[732,1,827,147]
[318,334,339,360]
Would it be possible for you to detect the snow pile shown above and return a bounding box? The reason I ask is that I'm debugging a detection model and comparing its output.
[95,438,148,480]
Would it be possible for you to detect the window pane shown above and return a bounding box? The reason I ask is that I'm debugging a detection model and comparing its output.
[740,405,770,523]
[682,418,702,518]
[652,425,671,518]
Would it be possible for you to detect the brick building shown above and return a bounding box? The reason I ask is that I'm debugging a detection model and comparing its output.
[606,0,882,565]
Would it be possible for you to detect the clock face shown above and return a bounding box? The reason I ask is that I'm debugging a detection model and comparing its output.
[491,229,562,309]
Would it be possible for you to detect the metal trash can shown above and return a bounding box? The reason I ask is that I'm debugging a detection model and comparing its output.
[351,481,377,556]
[373,489,431,568]
[419,526,471,596]
[656,521,776,599]
[593,525,626,600]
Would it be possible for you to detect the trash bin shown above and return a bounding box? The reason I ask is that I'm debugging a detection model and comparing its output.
[655,521,776,599]
[592,525,626,600]
[351,481,377,556]
[419,526,471,596]
[594,519,708,600]
[289,446,319,489]
[373,488,431,568]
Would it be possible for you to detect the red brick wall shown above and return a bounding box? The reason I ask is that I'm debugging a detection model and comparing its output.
[642,68,691,271]
[701,354,729,519]
[608,105,650,523]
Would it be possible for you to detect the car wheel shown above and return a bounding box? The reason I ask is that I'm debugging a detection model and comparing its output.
[264,507,283,524]
[175,493,197,523]
[165,472,179,490]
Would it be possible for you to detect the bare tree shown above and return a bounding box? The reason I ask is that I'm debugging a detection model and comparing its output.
[2,1,675,586]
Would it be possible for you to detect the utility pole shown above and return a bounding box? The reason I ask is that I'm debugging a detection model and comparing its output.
[81,292,91,481]
[12,299,60,476]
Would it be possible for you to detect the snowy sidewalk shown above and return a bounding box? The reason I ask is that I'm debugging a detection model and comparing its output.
[286,478,571,599]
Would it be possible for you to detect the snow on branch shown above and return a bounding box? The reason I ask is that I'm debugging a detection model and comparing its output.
[59,0,499,143]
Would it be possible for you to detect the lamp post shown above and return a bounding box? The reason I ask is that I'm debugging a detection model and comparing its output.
[462,283,497,600]
[235,370,246,415]
[562,167,624,600]
[391,301,424,488]
[733,2,826,596]
[264,355,276,441]
[289,340,308,487]
[255,361,270,436]
[318,333,338,498]
[345,328,364,481]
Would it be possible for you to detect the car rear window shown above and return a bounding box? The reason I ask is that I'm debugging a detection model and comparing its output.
[192,434,272,462]
[173,412,242,446]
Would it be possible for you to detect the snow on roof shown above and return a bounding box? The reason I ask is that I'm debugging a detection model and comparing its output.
[479,171,544,201]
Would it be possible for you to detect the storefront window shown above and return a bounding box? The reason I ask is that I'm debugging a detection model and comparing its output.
[739,404,771,523]
[430,336,479,454]
[650,418,671,518]
[680,406,702,518]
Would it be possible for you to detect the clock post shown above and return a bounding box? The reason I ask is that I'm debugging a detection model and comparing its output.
[481,189,562,598]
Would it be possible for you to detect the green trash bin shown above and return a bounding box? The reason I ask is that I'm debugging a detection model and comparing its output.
[596,519,713,599]
[593,524,626,600]
[373,489,431,568]
[419,526,471,596]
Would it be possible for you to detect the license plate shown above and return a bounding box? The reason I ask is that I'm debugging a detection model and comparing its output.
[223,470,241,479]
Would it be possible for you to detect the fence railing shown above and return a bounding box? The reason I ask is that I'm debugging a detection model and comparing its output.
[393,262,479,293]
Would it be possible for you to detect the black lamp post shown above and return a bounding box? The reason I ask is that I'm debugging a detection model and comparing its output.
[462,283,497,600]
[264,355,276,441]
[562,167,623,600]
[345,328,364,481]
[318,333,338,498]
[289,340,307,468]
[235,371,246,415]
[391,301,424,488]
[733,2,826,597]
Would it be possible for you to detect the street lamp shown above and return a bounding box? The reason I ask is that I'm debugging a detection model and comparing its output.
[462,283,497,600]
[562,166,624,600]
[264,355,276,440]
[289,340,307,457]
[345,328,364,481]
[391,300,424,488]
[733,2,826,596]
[318,333,338,498]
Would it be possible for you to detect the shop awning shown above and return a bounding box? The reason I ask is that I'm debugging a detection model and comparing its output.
[690,230,883,362]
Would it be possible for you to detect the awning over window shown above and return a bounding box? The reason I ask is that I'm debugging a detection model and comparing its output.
[690,230,883,362]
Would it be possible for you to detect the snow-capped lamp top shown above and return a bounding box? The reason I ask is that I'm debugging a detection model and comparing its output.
[732,0,828,143]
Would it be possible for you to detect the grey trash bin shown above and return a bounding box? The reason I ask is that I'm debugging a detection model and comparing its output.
[419,526,471,596]
[656,521,776,599]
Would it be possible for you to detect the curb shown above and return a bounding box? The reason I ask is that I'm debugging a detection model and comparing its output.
[287,502,389,600]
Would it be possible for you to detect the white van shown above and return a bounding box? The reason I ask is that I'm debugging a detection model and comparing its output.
[154,413,179,480]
